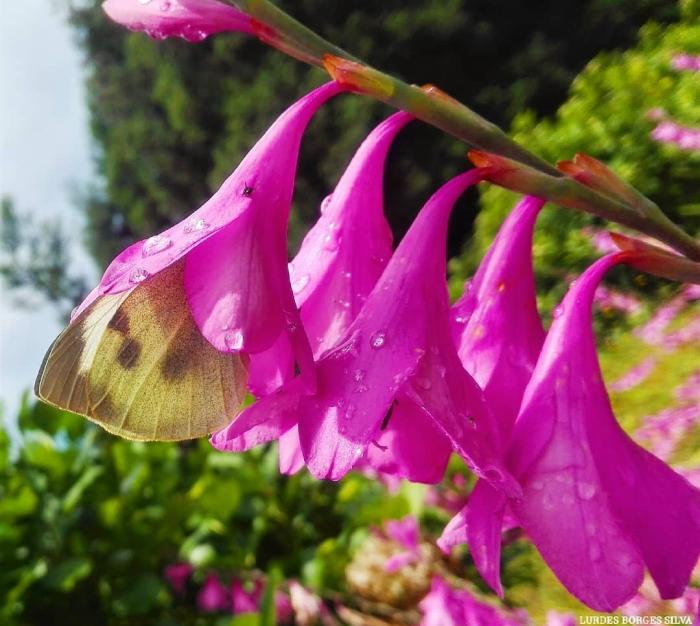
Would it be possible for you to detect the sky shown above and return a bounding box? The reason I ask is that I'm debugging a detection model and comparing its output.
[0,0,96,423]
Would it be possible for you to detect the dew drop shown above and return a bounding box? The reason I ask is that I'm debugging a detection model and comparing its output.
[484,467,503,482]
[542,493,554,510]
[142,234,172,256]
[415,377,432,390]
[160,0,172,10]
[454,314,469,324]
[320,194,333,213]
[370,332,386,349]
[552,305,564,319]
[562,493,574,505]
[224,330,244,351]
[323,232,340,251]
[184,218,208,233]
[497,281,506,292]
[531,480,544,491]
[129,268,150,284]
[577,482,597,500]
[181,24,207,42]
[138,0,153,4]
[291,274,310,294]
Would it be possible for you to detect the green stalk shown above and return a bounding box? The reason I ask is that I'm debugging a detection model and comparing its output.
[224,0,700,261]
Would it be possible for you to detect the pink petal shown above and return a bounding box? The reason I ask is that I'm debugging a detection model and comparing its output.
[367,397,452,484]
[278,425,305,475]
[452,195,545,442]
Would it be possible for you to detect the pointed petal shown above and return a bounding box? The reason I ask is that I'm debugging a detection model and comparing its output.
[452,196,545,441]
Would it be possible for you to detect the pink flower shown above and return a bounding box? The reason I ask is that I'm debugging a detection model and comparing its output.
[439,196,544,593]
[451,195,545,443]
[231,578,263,614]
[443,252,700,612]
[419,577,526,626]
[74,82,345,406]
[610,357,657,392]
[275,590,294,623]
[289,582,328,626]
[197,573,228,613]
[671,54,700,72]
[593,285,642,315]
[243,111,413,470]
[164,561,193,595]
[102,0,253,42]
[384,516,421,572]
[213,171,518,495]
[545,611,577,626]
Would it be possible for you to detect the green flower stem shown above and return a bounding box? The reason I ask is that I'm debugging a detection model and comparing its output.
[225,0,700,261]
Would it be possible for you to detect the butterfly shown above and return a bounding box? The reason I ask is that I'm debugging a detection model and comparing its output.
[35,260,248,440]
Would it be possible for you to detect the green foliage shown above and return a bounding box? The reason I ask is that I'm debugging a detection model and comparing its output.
[68,0,677,269]
[0,398,414,625]
[453,8,700,309]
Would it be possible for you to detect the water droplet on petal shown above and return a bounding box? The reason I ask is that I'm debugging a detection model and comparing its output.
[142,234,172,256]
[129,268,150,284]
[497,281,506,292]
[291,274,310,294]
[588,542,602,562]
[577,482,597,500]
[531,480,544,491]
[415,377,432,390]
[320,194,332,213]
[224,330,244,351]
[323,232,340,251]
[138,0,153,5]
[562,493,574,505]
[370,332,386,349]
[484,467,503,482]
[181,24,207,42]
[553,305,564,318]
[184,218,208,233]
[160,0,172,10]
[454,315,468,324]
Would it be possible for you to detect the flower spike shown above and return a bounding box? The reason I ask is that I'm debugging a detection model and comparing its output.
[215,171,519,495]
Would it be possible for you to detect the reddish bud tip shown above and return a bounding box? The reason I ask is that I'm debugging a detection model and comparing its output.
[610,232,700,284]
[323,55,394,98]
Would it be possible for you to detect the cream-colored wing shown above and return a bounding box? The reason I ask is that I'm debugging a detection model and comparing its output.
[35,260,248,440]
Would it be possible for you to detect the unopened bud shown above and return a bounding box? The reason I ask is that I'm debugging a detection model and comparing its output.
[323,55,395,99]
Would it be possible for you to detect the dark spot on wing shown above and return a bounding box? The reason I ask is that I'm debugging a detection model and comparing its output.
[108,311,130,335]
[117,338,141,369]
[161,345,190,381]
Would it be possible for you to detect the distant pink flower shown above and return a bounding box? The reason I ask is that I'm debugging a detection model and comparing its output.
[102,0,253,42]
[676,370,700,404]
[275,591,294,623]
[231,578,263,614]
[636,404,699,461]
[634,292,687,346]
[384,516,421,572]
[289,582,329,626]
[164,562,193,595]
[582,227,619,254]
[419,577,526,626]
[593,285,642,315]
[197,573,228,613]
[442,253,700,612]
[671,53,700,72]
[545,611,576,626]
[74,82,345,409]
[214,172,518,495]
[651,120,700,152]
[610,357,657,392]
